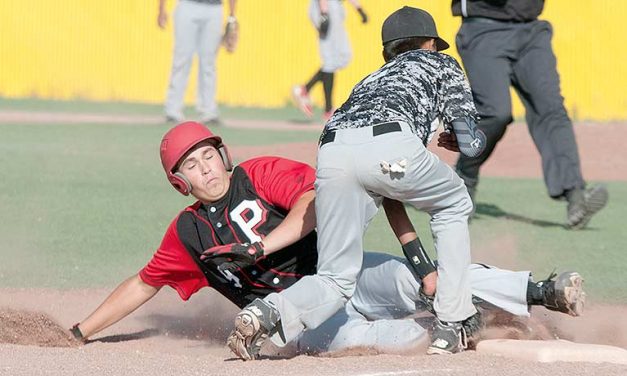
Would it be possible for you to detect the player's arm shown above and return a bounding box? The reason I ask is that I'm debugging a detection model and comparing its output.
[438,56,486,157]
[260,190,316,255]
[227,0,236,17]
[382,198,437,296]
[347,0,368,23]
[71,274,160,341]
[318,0,329,14]
[157,0,168,29]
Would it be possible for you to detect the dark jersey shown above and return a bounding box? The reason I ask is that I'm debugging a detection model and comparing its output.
[321,50,477,146]
[451,0,544,22]
[139,157,318,309]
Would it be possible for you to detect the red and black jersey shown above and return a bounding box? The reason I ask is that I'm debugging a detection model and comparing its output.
[139,157,318,308]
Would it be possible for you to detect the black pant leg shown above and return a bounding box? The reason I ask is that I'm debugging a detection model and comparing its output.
[511,21,585,198]
[454,22,517,192]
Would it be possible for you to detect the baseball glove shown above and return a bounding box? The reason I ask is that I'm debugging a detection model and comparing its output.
[200,241,265,273]
[318,12,330,39]
[222,16,239,53]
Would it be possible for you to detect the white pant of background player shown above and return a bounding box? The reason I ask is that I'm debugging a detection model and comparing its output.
[309,0,352,73]
[296,252,530,353]
[165,0,223,122]
[266,122,476,345]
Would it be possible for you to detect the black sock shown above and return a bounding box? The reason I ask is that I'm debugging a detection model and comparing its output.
[526,280,544,305]
[321,71,334,112]
[305,69,323,92]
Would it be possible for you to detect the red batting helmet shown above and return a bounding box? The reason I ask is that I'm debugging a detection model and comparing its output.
[160,121,233,195]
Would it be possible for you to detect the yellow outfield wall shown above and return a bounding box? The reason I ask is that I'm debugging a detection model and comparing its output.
[1,0,625,120]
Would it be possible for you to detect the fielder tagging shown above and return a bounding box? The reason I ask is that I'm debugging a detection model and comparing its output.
[230,6,489,358]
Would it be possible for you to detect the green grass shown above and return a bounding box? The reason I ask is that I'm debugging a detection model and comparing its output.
[0,102,624,304]
[364,178,625,303]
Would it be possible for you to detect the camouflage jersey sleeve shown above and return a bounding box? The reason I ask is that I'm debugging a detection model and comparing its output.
[436,54,478,125]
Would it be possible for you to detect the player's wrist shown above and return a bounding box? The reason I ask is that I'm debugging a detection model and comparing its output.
[70,323,85,342]
[251,241,265,258]
[401,238,437,279]
[227,16,237,24]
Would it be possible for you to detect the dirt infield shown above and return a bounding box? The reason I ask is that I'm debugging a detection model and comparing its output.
[1,288,626,376]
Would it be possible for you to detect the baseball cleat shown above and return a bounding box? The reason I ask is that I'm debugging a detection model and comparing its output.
[227,298,280,360]
[566,184,608,229]
[427,318,467,355]
[291,85,313,117]
[537,271,586,317]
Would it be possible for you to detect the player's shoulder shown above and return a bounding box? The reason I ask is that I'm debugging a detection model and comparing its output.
[237,156,278,170]
[396,49,451,63]
[238,156,312,174]
[173,201,202,227]
[437,52,462,67]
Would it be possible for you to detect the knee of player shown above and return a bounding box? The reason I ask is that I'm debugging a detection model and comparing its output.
[459,193,474,217]
[536,103,570,121]
[482,111,513,130]
[317,272,358,300]
[448,186,474,214]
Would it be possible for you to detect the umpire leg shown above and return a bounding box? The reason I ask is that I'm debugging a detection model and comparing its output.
[454,21,516,198]
[511,21,585,198]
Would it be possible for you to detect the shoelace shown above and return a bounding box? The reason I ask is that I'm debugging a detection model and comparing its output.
[536,268,557,289]
[536,268,559,308]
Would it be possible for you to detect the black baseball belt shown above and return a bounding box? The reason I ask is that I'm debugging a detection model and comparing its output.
[319,121,402,147]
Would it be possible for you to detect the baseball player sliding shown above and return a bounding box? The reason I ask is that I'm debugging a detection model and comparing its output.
[69,122,585,357]
[228,6,490,358]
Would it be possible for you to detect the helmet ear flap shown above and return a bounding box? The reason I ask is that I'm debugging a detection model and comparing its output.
[218,145,233,171]
[170,172,193,196]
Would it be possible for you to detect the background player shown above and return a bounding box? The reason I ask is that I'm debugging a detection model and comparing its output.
[291,0,368,121]
[450,0,608,228]
[228,6,488,358]
[69,122,585,357]
[159,0,237,126]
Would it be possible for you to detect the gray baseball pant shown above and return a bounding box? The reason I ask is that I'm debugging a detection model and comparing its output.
[266,123,476,345]
[165,0,222,121]
[296,252,530,353]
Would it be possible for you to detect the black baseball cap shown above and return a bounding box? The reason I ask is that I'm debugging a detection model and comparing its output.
[381,6,449,51]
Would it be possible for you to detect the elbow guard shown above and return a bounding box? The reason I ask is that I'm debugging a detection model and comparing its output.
[451,117,487,157]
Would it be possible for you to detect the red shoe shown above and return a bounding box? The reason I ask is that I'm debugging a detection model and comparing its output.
[291,85,313,117]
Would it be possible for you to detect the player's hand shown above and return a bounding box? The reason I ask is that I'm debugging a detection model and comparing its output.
[421,271,437,296]
[437,130,460,152]
[222,16,239,53]
[319,13,330,39]
[200,242,265,273]
[357,7,368,24]
[157,10,168,29]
